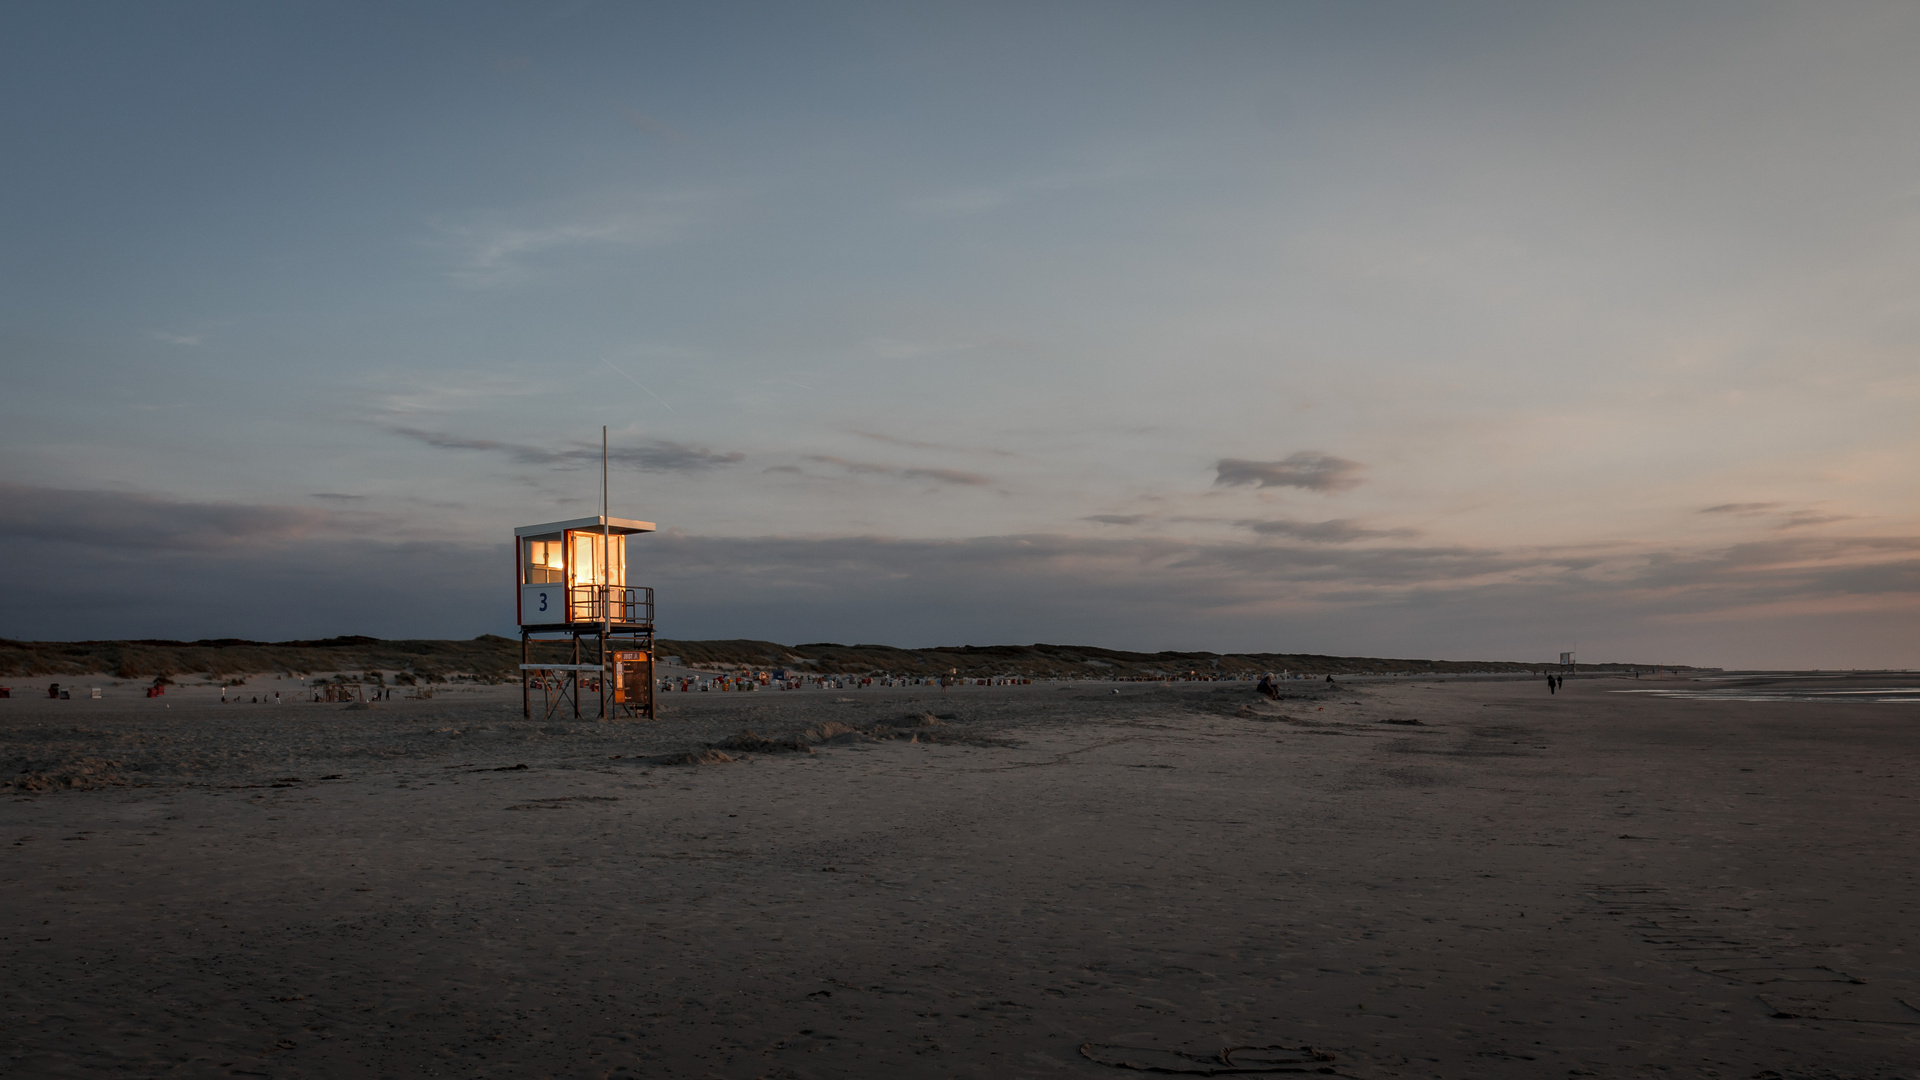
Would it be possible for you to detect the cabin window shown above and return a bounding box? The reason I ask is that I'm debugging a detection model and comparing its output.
[523,538,563,584]
[566,531,625,586]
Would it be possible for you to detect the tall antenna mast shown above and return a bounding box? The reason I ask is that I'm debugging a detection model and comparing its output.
[601,425,611,719]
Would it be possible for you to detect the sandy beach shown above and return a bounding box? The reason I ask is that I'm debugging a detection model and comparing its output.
[4,673,1918,1078]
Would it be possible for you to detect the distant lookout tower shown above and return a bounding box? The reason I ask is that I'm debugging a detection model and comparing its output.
[514,428,658,720]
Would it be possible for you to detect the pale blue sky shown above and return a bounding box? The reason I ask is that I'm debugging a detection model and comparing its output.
[3,2,1915,667]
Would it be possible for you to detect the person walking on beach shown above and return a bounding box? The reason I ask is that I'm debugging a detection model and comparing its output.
[1547,674,1557,694]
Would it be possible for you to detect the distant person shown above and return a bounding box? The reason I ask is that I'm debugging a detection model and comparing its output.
[1547,674,1556,695]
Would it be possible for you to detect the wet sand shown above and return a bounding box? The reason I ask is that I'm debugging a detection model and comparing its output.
[4,674,1918,1078]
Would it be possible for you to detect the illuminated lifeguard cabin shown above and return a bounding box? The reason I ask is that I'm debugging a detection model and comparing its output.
[515,514,656,720]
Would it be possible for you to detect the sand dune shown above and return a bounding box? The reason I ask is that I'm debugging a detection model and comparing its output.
[3,674,1916,1078]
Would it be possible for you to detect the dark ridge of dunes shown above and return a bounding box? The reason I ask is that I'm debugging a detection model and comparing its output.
[0,636,534,682]
[0,636,1691,680]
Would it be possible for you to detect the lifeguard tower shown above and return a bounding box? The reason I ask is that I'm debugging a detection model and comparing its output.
[515,511,658,720]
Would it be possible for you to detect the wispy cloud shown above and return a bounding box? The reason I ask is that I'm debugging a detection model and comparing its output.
[147,331,202,346]
[1777,511,1855,530]
[1699,502,1855,531]
[898,468,994,487]
[431,191,719,287]
[1215,453,1367,492]
[806,455,991,486]
[848,429,1017,457]
[1085,514,1149,525]
[390,427,743,472]
[1234,518,1419,543]
[851,429,948,451]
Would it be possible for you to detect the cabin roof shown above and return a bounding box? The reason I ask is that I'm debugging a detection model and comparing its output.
[513,515,657,538]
